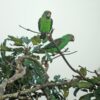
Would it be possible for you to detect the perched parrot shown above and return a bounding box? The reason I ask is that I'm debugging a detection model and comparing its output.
[38,10,53,41]
[34,34,74,54]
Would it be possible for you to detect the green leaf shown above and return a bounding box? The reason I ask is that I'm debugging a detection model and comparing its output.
[31,35,41,45]
[45,52,52,62]
[71,80,79,87]
[0,39,7,58]
[51,95,57,100]
[63,86,69,97]
[12,47,24,55]
[78,81,93,88]
[91,76,100,84]
[8,35,23,46]
[23,59,34,69]
[21,37,31,44]
[0,44,12,51]
[79,93,94,100]
[94,86,100,99]
[79,67,87,76]
[95,86,100,95]
[54,75,61,82]
[14,41,23,46]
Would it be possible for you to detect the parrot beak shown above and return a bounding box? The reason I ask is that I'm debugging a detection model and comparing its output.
[72,36,75,41]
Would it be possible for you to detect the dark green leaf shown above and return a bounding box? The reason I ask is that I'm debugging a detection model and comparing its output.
[79,93,94,100]
[80,67,87,76]
[71,80,79,87]
[95,86,100,95]
[81,89,88,92]
[23,59,34,69]
[8,35,23,46]
[78,81,93,88]
[54,75,61,82]
[94,86,100,99]
[91,76,100,84]
[0,44,12,51]
[63,86,69,97]
[12,47,24,55]
[0,39,7,58]
[74,87,80,96]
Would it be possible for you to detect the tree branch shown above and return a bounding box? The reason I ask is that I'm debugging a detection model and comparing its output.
[0,79,78,100]
[7,57,26,84]
[0,79,8,96]
[52,51,77,60]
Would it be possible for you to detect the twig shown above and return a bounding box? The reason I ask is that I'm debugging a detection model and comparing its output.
[94,70,100,76]
[19,25,40,34]
[52,51,77,60]
[87,70,95,73]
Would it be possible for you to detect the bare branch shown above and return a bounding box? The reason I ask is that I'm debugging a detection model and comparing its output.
[94,70,100,76]
[52,51,77,60]
[19,25,40,34]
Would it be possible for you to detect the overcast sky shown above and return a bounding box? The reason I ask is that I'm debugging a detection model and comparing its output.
[0,0,100,99]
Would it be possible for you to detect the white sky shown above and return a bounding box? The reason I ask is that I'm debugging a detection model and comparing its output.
[0,0,100,99]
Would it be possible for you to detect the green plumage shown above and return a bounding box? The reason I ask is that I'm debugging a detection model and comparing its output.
[35,34,74,54]
[39,17,52,33]
[38,10,53,40]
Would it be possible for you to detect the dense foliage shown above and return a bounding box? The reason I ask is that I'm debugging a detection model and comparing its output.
[0,35,100,100]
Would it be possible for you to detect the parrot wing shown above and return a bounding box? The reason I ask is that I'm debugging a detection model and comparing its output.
[38,18,41,32]
[43,38,62,49]
[50,18,53,31]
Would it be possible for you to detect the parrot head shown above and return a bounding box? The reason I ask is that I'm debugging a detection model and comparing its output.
[42,10,51,18]
[63,34,75,42]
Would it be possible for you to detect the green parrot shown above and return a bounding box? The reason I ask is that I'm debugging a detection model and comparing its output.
[38,10,53,41]
[34,34,74,54]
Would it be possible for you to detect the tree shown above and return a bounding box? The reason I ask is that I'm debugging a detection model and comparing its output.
[0,33,100,100]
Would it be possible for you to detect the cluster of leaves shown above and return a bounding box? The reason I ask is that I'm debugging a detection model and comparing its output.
[47,70,100,100]
[71,66,100,100]
[0,35,69,100]
[51,75,69,100]
[0,35,100,100]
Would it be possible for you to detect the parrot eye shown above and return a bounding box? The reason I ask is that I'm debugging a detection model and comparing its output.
[46,12,51,18]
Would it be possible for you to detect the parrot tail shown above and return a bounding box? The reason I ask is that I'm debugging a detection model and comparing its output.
[40,33,46,39]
